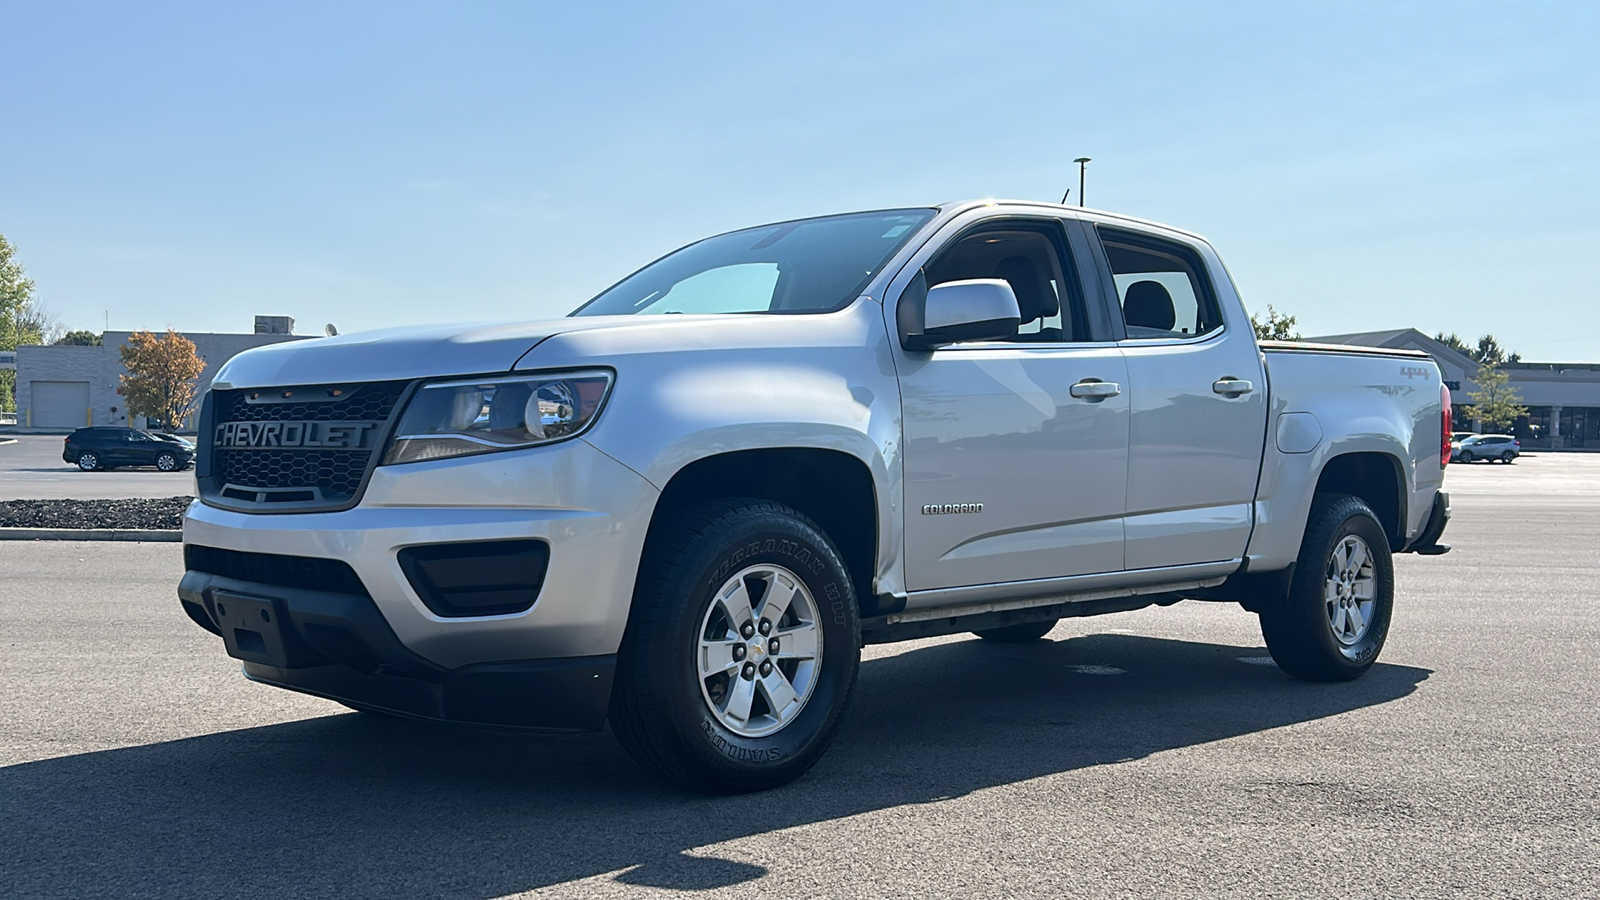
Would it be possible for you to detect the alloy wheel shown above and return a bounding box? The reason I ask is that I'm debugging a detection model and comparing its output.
[1325,534,1377,645]
[696,564,824,738]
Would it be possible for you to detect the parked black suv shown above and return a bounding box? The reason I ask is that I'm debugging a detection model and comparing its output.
[63,427,195,472]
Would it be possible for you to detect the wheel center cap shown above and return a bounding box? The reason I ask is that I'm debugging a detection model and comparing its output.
[750,642,767,661]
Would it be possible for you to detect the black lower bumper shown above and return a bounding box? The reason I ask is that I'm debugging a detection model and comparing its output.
[178,569,614,732]
[1404,490,1452,555]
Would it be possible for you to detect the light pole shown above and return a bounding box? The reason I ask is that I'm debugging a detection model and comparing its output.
[1074,157,1091,207]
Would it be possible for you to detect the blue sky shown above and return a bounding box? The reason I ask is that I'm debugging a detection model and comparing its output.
[4,1,1598,359]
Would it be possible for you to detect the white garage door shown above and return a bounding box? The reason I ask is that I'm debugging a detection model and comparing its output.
[30,381,91,428]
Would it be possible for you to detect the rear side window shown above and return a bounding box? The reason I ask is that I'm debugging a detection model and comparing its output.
[1099,229,1222,339]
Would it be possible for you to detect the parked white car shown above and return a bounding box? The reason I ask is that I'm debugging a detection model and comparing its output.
[1452,434,1519,463]
[179,200,1454,792]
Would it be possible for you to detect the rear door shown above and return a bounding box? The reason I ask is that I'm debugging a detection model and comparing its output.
[1087,224,1269,571]
[106,429,143,465]
[890,211,1130,593]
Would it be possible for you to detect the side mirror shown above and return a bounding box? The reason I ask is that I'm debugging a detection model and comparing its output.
[899,277,1022,350]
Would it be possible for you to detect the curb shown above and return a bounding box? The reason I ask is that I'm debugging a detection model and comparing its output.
[0,527,181,542]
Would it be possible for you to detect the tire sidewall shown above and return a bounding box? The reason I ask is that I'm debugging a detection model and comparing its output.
[77,453,98,471]
[1298,501,1393,670]
[156,452,177,471]
[656,515,858,783]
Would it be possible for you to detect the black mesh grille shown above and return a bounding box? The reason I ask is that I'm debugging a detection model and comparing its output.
[216,449,369,498]
[185,545,369,597]
[203,380,408,510]
[213,381,406,424]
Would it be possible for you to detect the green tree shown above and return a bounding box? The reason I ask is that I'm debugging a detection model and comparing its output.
[55,330,103,346]
[1434,332,1471,356]
[119,329,206,430]
[1435,331,1521,364]
[1475,334,1505,365]
[1467,360,1527,433]
[0,234,41,411]
[1250,304,1300,341]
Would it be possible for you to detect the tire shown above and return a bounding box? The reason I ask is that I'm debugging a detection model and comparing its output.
[155,452,179,472]
[1258,493,1393,682]
[76,452,100,471]
[1457,451,1473,463]
[609,499,861,794]
[1500,451,1514,464]
[973,618,1058,642]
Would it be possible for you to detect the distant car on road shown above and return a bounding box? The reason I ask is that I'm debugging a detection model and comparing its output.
[1452,434,1519,463]
[1451,431,1477,443]
[63,427,195,472]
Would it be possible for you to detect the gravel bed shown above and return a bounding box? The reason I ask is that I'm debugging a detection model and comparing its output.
[0,496,192,530]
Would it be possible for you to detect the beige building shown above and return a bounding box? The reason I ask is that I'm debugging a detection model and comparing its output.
[13,317,310,432]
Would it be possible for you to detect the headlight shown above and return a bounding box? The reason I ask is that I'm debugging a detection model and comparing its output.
[382,370,614,465]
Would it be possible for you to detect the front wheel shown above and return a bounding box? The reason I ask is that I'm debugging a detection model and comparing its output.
[76,452,100,471]
[155,452,179,471]
[1258,493,1393,682]
[609,499,860,793]
[1457,451,1473,463]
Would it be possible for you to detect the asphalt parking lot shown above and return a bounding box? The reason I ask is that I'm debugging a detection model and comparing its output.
[0,434,197,500]
[2,456,1598,898]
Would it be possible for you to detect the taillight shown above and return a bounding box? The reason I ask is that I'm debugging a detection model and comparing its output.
[1440,382,1452,468]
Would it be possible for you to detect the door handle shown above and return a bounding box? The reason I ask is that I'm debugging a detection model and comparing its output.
[1213,378,1254,396]
[1070,380,1122,400]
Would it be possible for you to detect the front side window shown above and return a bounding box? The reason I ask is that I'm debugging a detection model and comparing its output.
[573,209,936,317]
[919,221,1089,343]
[1100,228,1222,339]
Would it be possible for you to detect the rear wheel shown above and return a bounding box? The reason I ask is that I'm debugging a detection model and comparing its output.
[155,452,179,471]
[1259,493,1393,682]
[1500,451,1515,463]
[76,452,100,471]
[609,499,860,793]
[973,618,1058,642]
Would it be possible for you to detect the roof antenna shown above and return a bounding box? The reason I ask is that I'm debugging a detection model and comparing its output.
[1060,189,1071,204]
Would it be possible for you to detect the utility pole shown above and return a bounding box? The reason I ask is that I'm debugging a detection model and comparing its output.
[1074,157,1091,207]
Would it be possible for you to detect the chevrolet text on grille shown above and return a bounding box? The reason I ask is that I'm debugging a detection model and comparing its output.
[213,421,377,449]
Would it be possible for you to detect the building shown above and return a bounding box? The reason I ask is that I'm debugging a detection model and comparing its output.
[1305,328,1600,449]
[12,323,311,432]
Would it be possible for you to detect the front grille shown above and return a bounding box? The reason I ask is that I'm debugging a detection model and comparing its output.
[185,545,369,596]
[201,380,409,511]
[216,448,369,500]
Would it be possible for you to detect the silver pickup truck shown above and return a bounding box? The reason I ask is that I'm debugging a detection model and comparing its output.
[179,200,1452,792]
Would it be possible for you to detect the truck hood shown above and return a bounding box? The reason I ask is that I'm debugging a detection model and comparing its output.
[212,312,874,389]
[211,318,629,388]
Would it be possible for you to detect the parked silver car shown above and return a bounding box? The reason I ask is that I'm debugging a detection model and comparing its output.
[1453,434,1519,463]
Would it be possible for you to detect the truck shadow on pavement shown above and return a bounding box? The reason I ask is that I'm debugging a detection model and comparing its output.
[0,633,1429,898]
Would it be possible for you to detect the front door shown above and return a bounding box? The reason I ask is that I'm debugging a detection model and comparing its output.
[894,216,1130,593]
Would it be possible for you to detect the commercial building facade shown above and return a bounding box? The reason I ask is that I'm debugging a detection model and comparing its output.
[12,322,309,433]
[1306,329,1600,449]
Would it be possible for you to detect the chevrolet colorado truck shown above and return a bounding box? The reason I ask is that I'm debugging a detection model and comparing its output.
[179,200,1453,792]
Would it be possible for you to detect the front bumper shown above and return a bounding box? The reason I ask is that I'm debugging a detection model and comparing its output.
[179,570,615,731]
[178,438,658,729]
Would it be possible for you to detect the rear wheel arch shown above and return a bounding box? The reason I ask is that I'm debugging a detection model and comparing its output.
[1313,452,1406,551]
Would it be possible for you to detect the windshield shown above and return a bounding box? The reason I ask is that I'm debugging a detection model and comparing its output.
[572,208,936,317]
